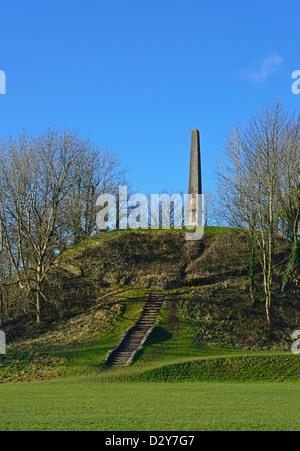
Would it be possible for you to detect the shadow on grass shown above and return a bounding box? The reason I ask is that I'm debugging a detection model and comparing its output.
[147,327,173,346]
[132,327,173,364]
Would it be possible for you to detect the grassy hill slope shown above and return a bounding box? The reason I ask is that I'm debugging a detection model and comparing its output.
[1,227,299,384]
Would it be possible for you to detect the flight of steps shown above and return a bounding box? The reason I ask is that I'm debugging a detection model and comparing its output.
[106,292,164,369]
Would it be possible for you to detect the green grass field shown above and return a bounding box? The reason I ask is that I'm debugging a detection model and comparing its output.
[0,378,300,431]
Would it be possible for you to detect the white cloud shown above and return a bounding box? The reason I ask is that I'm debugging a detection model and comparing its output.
[240,54,284,84]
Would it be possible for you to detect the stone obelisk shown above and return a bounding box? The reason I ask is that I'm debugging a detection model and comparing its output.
[188,128,202,195]
[187,129,202,226]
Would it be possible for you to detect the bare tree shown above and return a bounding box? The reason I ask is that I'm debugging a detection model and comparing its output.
[0,128,127,323]
[277,117,300,291]
[62,139,127,243]
[204,190,219,226]
[218,123,258,304]
[218,103,295,324]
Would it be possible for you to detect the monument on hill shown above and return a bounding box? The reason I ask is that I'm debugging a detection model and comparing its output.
[187,129,202,228]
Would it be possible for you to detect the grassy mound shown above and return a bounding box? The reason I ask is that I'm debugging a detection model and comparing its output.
[1,227,299,384]
[103,355,300,383]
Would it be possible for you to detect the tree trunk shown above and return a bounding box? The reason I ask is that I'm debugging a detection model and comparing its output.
[249,232,256,305]
[0,291,3,328]
[36,290,41,324]
[282,227,299,292]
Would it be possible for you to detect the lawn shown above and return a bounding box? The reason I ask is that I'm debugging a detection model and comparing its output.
[0,378,299,431]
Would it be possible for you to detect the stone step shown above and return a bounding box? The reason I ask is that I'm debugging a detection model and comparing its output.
[106,292,164,368]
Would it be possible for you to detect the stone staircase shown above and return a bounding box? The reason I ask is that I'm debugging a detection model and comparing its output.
[106,292,164,369]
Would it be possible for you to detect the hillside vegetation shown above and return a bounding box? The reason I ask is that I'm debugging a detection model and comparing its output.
[1,227,299,383]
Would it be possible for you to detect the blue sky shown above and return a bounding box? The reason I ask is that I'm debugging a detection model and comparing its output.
[0,0,299,194]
